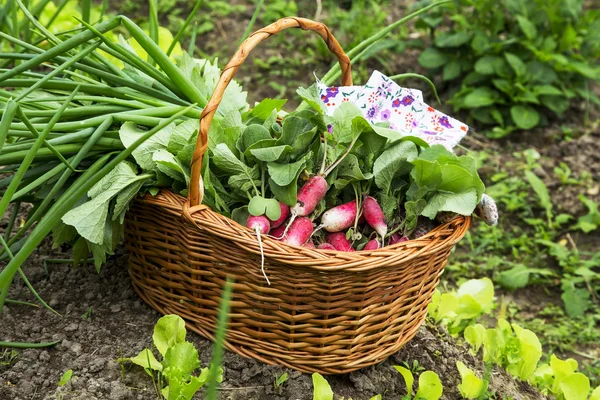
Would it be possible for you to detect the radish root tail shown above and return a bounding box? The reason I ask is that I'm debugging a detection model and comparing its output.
[255,227,270,285]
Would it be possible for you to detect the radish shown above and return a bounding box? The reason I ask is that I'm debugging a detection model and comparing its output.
[436,211,457,224]
[326,232,355,252]
[281,217,313,247]
[291,175,328,217]
[317,243,336,250]
[363,196,387,238]
[270,202,290,229]
[269,223,287,239]
[247,215,270,234]
[246,215,271,285]
[390,233,409,245]
[303,240,316,249]
[358,213,366,224]
[364,239,379,250]
[320,201,358,232]
[412,220,433,239]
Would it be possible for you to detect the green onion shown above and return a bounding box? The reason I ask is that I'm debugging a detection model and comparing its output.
[122,16,207,107]
[0,340,60,348]
[0,105,195,293]
[148,0,158,65]
[0,99,18,151]
[0,16,120,83]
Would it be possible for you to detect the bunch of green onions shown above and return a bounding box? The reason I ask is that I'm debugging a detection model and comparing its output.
[0,0,447,348]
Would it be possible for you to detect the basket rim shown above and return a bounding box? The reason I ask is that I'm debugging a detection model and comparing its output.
[131,188,471,272]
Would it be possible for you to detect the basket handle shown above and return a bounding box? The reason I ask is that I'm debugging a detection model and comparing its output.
[188,17,353,206]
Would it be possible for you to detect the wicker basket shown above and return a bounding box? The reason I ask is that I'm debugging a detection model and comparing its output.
[124,17,471,375]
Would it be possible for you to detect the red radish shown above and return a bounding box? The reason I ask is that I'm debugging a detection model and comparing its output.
[270,223,287,239]
[358,213,366,224]
[363,196,387,238]
[436,211,457,224]
[246,215,270,234]
[291,175,328,217]
[412,220,433,239]
[303,240,316,249]
[320,201,358,232]
[317,243,336,250]
[326,232,355,252]
[364,239,380,250]
[270,202,290,228]
[281,217,313,247]
[390,233,409,245]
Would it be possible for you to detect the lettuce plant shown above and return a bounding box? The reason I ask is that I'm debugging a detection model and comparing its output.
[118,315,222,400]
[456,361,488,399]
[427,277,495,333]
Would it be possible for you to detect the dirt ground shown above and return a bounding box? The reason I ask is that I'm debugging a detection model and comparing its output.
[0,241,545,400]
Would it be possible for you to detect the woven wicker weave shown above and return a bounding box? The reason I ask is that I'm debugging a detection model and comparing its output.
[125,17,471,375]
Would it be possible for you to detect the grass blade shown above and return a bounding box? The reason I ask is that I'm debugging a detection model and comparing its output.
[321,0,451,85]
[167,0,203,56]
[206,278,234,400]
[239,0,264,46]
[389,73,441,104]
[187,22,198,57]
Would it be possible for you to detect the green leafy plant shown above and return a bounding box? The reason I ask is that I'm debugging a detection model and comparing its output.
[118,315,222,400]
[274,372,289,389]
[394,365,443,400]
[531,354,600,400]
[574,195,600,233]
[414,0,600,136]
[456,361,489,399]
[402,360,426,374]
[312,373,334,400]
[56,369,74,400]
[464,319,542,381]
[0,349,19,367]
[427,277,495,333]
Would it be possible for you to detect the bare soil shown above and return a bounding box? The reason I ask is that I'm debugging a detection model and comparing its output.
[1,1,598,399]
[0,243,545,400]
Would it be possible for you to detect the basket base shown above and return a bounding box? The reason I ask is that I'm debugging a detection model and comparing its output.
[128,268,429,374]
[124,190,470,374]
